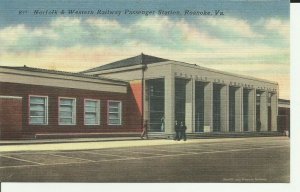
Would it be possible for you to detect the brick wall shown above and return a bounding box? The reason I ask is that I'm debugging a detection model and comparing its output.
[0,96,22,138]
[0,82,141,138]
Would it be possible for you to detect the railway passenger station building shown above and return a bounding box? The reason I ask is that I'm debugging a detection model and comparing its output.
[0,54,282,139]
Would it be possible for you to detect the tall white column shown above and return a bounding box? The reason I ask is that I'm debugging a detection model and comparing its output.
[248,89,256,132]
[271,92,278,131]
[185,79,194,133]
[260,91,268,131]
[235,87,243,132]
[220,85,229,132]
[164,74,175,135]
[204,82,213,132]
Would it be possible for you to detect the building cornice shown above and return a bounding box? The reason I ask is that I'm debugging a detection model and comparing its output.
[0,67,128,86]
[0,68,128,93]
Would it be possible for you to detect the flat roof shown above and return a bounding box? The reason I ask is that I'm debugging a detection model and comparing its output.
[0,66,128,85]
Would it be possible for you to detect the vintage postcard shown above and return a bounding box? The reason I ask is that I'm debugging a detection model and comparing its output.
[0,0,291,189]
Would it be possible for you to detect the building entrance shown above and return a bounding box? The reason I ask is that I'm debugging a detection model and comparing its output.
[213,84,222,132]
[195,82,205,132]
[175,78,187,125]
[229,86,237,132]
[146,78,165,132]
[243,89,250,132]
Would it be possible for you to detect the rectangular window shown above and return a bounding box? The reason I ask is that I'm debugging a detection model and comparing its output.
[84,99,100,125]
[59,97,76,125]
[108,101,122,125]
[29,96,48,125]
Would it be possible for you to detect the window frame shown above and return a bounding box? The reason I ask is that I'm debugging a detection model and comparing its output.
[28,95,48,125]
[84,99,101,126]
[58,97,76,125]
[107,100,122,126]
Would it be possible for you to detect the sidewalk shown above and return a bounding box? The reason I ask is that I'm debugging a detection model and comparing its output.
[0,137,247,152]
[0,136,141,145]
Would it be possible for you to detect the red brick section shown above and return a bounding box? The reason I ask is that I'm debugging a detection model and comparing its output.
[128,81,143,131]
[0,82,141,139]
[0,97,23,138]
[129,80,143,114]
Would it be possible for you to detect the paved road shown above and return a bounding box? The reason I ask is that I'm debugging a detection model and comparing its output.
[0,137,289,182]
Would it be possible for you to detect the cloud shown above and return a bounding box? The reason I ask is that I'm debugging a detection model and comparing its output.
[263,18,289,38]
[50,17,81,27]
[200,17,263,39]
[85,18,122,28]
[0,16,290,99]
[0,16,289,53]
[0,24,27,43]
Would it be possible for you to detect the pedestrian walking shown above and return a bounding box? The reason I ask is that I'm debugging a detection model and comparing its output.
[174,121,180,141]
[180,121,187,141]
[256,118,261,132]
[141,120,148,139]
[161,116,165,132]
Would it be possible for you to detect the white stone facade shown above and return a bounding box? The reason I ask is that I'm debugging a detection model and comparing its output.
[88,60,279,135]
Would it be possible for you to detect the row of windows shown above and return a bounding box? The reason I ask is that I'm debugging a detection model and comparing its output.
[29,95,122,126]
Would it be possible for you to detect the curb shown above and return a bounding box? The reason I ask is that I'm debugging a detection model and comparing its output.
[0,137,143,146]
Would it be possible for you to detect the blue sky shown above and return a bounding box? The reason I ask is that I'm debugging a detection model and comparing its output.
[0,0,290,99]
[0,0,289,26]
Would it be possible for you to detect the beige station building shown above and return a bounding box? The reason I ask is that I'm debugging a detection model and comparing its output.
[83,54,279,137]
